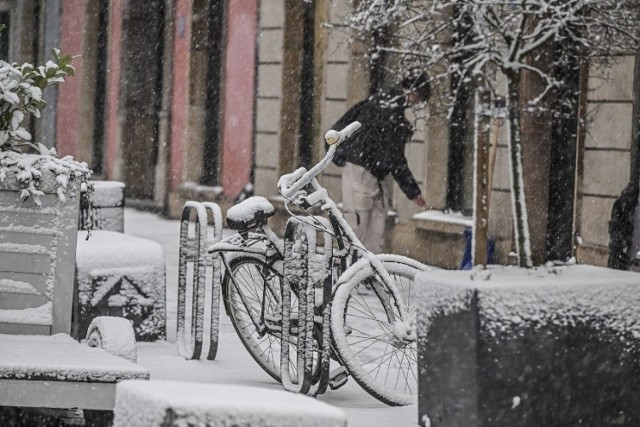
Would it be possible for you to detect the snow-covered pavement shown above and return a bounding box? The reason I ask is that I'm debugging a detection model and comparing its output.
[124,208,417,427]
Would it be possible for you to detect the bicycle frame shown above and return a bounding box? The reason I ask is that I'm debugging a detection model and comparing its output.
[206,121,422,404]
[211,121,411,340]
[279,159,410,325]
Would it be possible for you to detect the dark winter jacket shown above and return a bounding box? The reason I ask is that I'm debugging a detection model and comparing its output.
[330,91,422,200]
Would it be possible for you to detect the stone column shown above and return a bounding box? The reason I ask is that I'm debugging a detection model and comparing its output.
[221,0,258,200]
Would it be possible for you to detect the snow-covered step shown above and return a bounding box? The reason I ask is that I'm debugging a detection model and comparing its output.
[0,334,149,411]
[113,380,347,427]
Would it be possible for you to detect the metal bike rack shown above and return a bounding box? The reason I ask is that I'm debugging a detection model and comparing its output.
[280,217,333,396]
[177,201,223,360]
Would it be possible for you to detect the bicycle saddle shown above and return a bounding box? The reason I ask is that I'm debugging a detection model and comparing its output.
[226,196,275,230]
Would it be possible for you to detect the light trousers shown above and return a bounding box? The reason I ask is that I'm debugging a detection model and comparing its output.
[341,163,387,254]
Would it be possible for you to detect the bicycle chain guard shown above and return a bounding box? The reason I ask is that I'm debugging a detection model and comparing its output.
[280,217,333,396]
[177,201,223,360]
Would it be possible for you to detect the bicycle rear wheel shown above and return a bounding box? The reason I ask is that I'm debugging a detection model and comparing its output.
[224,256,318,384]
[331,256,425,406]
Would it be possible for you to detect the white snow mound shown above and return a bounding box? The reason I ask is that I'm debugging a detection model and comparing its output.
[113,380,347,427]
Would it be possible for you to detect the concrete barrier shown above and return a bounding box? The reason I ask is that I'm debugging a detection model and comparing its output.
[75,231,166,341]
[113,380,347,427]
[416,265,640,427]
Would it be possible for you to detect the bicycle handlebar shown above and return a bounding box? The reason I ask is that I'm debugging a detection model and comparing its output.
[278,121,361,200]
[324,121,362,146]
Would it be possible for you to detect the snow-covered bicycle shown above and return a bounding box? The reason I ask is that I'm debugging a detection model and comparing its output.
[209,122,428,406]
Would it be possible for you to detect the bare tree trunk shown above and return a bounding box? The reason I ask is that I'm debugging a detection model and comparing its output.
[473,85,491,267]
[506,73,533,268]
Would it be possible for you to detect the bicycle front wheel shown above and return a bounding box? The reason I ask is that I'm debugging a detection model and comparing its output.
[331,257,425,406]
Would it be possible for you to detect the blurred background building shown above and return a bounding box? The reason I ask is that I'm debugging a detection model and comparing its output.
[3,0,639,270]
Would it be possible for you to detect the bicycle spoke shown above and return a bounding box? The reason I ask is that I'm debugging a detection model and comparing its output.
[345,315,392,333]
[346,331,394,348]
[344,301,390,323]
[377,341,392,384]
[350,288,387,320]
[392,349,408,392]
[365,348,415,394]
[360,345,405,370]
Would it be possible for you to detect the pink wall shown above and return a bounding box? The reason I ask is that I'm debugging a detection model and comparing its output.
[221,0,258,199]
[103,0,123,179]
[55,0,84,158]
[168,0,192,191]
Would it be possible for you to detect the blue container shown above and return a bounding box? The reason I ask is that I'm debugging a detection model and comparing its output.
[460,227,495,270]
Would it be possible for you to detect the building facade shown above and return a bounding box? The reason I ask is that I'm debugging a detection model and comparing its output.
[4,0,638,269]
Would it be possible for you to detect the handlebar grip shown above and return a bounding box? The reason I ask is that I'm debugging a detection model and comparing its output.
[324,121,361,146]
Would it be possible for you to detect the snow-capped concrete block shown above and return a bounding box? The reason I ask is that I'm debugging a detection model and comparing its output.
[75,231,166,341]
[80,180,125,233]
[113,380,347,427]
[416,265,640,427]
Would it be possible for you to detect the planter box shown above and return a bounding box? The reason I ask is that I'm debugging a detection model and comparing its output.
[416,265,640,427]
[0,167,81,335]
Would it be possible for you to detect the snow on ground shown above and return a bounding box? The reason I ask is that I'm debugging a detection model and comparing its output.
[124,208,417,427]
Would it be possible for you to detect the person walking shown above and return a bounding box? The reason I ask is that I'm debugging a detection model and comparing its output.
[330,70,430,253]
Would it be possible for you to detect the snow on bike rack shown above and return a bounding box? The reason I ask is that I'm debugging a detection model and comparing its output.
[280,217,333,396]
[177,201,223,360]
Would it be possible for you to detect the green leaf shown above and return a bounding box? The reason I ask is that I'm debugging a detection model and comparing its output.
[33,76,48,90]
[63,65,75,77]
[58,54,72,69]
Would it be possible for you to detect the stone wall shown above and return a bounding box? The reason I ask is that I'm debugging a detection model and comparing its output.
[577,56,636,266]
[254,0,285,197]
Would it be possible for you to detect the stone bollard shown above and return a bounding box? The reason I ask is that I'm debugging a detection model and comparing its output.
[80,180,125,232]
[74,231,166,341]
[416,266,640,427]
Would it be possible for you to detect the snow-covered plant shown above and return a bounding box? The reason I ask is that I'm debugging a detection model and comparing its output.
[0,48,75,153]
[0,40,93,232]
[343,0,640,267]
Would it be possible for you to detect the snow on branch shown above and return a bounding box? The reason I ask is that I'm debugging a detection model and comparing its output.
[343,0,640,112]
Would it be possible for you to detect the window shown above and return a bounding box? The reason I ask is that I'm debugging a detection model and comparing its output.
[0,10,9,60]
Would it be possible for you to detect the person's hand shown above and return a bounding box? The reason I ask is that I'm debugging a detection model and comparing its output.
[412,195,427,208]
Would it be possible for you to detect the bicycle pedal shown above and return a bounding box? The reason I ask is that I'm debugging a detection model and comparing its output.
[328,366,349,390]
